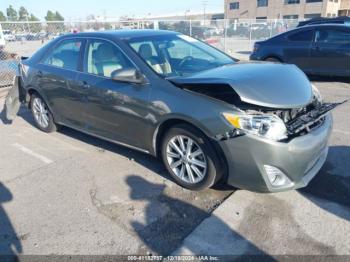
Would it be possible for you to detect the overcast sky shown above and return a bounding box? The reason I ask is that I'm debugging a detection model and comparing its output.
[0,0,224,20]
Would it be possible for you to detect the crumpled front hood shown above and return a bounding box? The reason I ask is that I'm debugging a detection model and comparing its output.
[171,62,313,109]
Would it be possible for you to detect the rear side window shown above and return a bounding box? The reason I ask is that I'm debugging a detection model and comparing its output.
[43,39,82,70]
[316,29,350,43]
[288,29,314,42]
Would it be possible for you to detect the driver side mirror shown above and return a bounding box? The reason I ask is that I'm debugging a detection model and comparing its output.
[111,68,147,85]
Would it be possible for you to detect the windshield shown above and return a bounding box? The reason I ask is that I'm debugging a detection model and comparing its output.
[127,34,234,77]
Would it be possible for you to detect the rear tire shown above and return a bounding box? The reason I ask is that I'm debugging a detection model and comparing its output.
[30,93,57,133]
[161,124,224,190]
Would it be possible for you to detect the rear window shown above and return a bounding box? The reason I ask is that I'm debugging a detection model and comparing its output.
[43,39,82,70]
[288,29,314,42]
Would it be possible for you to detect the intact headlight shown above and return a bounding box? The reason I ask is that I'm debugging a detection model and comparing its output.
[223,113,288,141]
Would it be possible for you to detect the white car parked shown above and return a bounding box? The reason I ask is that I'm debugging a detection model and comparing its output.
[0,25,6,49]
[3,30,16,42]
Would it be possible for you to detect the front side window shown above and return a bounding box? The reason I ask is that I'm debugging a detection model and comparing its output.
[85,40,134,78]
[316,29,350,44]
[288,29,313,42]
[43,39,82,70]
[129,41,164,74]
[127,34,234,77]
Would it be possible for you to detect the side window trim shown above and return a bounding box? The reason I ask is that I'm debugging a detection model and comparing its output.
[77,39,87,72]
[82,37,140,79]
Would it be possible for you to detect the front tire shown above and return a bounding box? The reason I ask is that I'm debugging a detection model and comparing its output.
[161,124,223,190]
[30,93,57,133]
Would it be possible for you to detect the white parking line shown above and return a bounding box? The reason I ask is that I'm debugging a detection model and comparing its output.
[12,143,54,164]
[334,129,350,136]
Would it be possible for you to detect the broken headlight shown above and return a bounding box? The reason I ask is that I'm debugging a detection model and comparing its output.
[223,113,288,141]
[312,84,323,103]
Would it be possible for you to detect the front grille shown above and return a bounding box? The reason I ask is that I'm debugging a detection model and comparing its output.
[271,97,332,137]
[287,115,325,136]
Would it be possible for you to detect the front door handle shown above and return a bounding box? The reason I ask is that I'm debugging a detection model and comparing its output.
[313,45,321,52]
[36,71,43,78]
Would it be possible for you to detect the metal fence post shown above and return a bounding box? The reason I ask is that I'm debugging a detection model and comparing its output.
[224,19,228,53]
[269,20,273,38]
[189,19,192,37]
[249,20,252,44]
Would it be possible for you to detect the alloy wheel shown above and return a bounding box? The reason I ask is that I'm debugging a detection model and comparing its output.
[32,97,50,129]
[166,135,207,184]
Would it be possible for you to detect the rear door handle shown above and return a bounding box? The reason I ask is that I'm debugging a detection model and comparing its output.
[78,81,90,89]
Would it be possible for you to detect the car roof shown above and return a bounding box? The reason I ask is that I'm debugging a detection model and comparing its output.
[282,23,350,35]
[300,23,350,29]
[62,29,178,40]
[298,16,350,27]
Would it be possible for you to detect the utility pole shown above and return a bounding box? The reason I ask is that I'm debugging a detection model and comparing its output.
[202,0,208,25]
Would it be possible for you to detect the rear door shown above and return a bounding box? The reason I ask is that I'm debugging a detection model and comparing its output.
[283,28,314,72]
[76,38,151,149]
[35,38,86,127]
[310,27,350,76]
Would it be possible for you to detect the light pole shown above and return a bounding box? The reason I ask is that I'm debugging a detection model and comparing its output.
[202,0,208,25]
[185,9,190,20]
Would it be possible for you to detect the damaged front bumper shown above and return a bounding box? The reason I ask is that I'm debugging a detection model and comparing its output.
[285,101,346,136]
[218,113,333,193]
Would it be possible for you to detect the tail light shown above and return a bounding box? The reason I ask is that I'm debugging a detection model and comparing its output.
[253,43,260,53]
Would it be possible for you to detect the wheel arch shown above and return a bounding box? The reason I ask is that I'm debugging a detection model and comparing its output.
[27,87,58,122]
[263,55,283,62]
[152,117,229,185]
[152,117,213,157]
[27,87,43,106]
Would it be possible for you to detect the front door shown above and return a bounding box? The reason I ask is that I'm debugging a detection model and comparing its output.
[76,39,151,149]
[310,27,350,76]
[283,28,314,73]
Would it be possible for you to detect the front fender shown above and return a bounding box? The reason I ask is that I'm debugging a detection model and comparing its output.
[150,112,234,156]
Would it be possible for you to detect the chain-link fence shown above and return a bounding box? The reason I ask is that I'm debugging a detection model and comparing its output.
[0,19,300,88]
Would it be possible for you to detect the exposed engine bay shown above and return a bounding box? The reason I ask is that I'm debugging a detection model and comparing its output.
[174,83,347,139]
